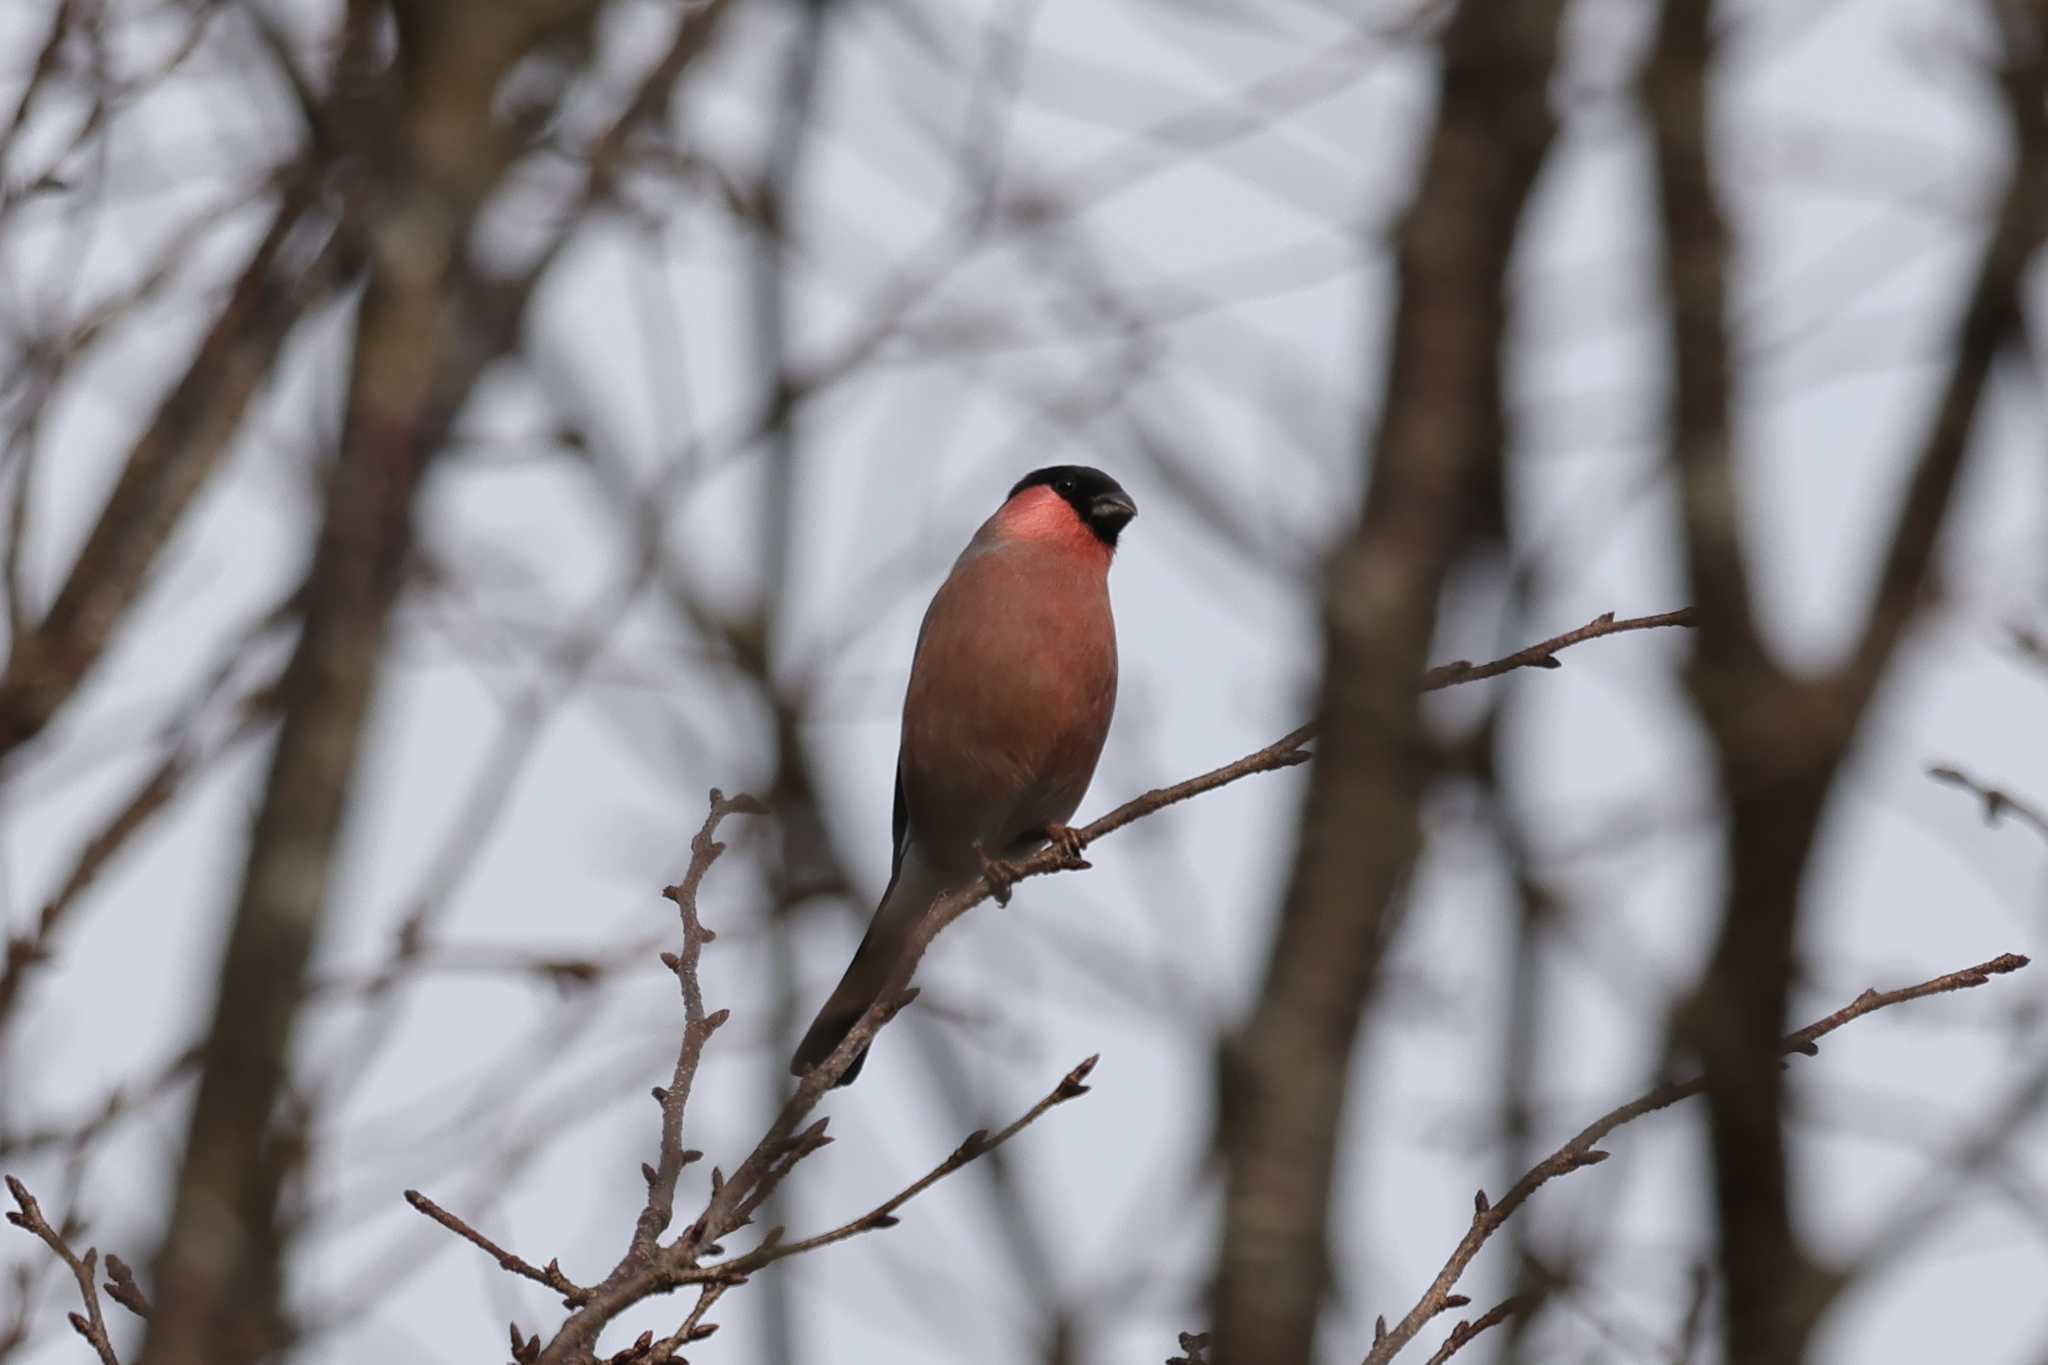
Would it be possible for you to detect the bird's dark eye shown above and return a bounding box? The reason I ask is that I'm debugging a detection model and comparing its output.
[1056,478,1075,493]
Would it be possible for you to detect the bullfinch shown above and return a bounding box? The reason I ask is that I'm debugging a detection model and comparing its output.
[791,466,1137,1086]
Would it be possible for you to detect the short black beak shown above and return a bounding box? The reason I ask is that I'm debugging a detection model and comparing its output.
[1089,489,1137,532]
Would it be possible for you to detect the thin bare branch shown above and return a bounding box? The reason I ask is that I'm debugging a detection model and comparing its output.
[1358,954,2030,1364]
[727,1055,1099,1271]
[1929,764,2048,847]
[0,181,334,757]
[4,1177,121,1365]
[0,674,274,1033]
[400,1191,591,1307]
[638,790,765,1254]
[1419,1295,1531,1365]
[1420,610,1697,691]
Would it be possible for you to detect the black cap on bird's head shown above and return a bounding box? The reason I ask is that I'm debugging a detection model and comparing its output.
[1007,465,1137,547]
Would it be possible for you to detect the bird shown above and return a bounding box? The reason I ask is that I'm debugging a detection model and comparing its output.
[790,465,1136,1086]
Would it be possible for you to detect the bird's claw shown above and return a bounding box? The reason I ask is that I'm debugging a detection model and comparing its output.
[974,841,1023,906]
[1042,823,1090,866]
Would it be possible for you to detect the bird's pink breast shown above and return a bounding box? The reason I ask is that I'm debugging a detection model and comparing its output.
[896,536,1117,879]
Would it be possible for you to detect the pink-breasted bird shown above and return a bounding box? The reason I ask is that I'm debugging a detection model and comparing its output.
[791,466,1136,1086]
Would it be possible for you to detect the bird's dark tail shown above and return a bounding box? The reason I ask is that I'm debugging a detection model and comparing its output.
[789,858,942,1086]
[789,941,882,1086]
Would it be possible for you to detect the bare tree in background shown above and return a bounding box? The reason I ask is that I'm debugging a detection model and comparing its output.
[2,3,2045,1365]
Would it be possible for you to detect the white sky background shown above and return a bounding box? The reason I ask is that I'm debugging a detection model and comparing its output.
[3,1,2046,1363]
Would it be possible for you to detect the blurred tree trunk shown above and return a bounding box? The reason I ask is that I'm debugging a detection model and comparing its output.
[141,6,611,1359]
[1209,5,1568,1362]
[1655,0,2048,1358]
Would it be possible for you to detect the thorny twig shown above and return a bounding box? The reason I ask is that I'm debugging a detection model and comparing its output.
[1354,953,2031,1364]
[3,1176,138,1365]
[404,790,766,1314]
[639,790,767,1253]
[552,1056,1101,1365]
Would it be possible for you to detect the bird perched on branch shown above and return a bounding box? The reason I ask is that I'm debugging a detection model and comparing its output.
[791,466,1136,1086]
